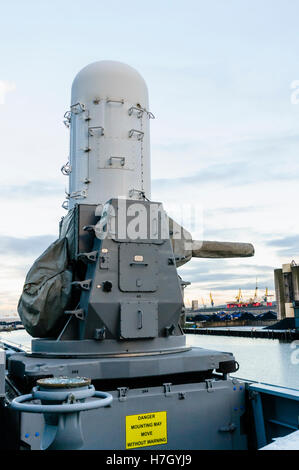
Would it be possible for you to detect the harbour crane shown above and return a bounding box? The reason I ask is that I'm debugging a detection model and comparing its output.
[235,288,244,303]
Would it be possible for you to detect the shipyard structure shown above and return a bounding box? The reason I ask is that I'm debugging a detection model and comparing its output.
[275,262,299,327]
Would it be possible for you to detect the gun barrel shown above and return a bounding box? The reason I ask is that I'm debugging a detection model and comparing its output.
[192,240,254,258]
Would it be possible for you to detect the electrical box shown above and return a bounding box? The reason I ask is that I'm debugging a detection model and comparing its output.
[119,243,158,292]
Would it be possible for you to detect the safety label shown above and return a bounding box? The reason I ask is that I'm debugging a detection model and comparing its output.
[126,411,167,449]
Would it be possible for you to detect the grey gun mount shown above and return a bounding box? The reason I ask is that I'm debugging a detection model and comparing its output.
[10,197,249,389]
[8,197,245,451]
[31,199,188,357]
[23,197,254,359]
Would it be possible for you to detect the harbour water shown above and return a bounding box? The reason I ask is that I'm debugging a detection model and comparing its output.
[188,334,299,389]
[1,330,298,390]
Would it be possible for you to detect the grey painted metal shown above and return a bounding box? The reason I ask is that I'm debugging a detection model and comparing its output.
[7,197,249,450]
[12,380,113,450]
[27,199,189,358]
[18,378,299,450]
[120,301,158,339]
[20,377,247,450]
[32,385,95,401]
[250,390,267,448]
[10,389,112,413]
[119,244,159,292]
[9,347,235,381]
[30,335,188,356]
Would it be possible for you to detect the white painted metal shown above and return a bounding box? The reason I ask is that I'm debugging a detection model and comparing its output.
[260,430,299,450]
[66,61,152,209]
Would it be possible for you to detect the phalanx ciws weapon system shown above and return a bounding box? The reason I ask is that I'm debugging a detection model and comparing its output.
[4,61,254,450]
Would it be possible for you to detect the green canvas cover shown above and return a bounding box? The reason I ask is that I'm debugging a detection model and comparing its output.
[17,237,73,338]
[17,209,76,338]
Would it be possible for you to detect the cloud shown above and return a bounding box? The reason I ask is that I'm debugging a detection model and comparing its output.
[0,80,16,104]
[237,264,275,272]
[152,132,299,192]
[202,227,255,241]
[179,269,272,285]
[0,290,21,310]
[1,181,64,199]
[178,259,274,286]
[267,235,299,247]
[182,271,262,282]
[205,205,262,216]
[180,261,274,274]
[266,235,299,257]
[152,159,298,189]
[0,234,56,256]
[198,280,274,291]
[0,264,30,279]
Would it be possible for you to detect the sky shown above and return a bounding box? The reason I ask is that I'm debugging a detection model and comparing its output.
[0,0,299,314]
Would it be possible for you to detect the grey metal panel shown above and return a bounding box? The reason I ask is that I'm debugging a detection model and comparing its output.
[9,347,234,380]
[80,379,247,450]
[119,243,158,292]
[120,301,158,339]
[19,378,247,450]
[30,335,188,357]
[20,412,43,450]
[249,382,299,447]
[111,199,166,245]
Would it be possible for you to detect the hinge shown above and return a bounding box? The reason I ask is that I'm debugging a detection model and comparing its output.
[128,129,144,140]
[77,251,98,264]
[180,279,191,288]
[70,102,85,114]
[94,327,106,341]
[205,379,214,393]
[219,423,237,433]
[64,309,85,320]
[61,161,72,175]
[164,324,175,337]
[83,225,95,232]
[163,383,172,397]
[70,190,87,199]
[117,387,129,402]
[88,126,104,136]
[71,279,92,291]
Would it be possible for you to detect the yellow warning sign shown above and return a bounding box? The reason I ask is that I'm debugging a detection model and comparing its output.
[126,411,167,449]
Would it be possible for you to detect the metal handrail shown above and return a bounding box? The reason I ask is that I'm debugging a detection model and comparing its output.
[10,390,113,413]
